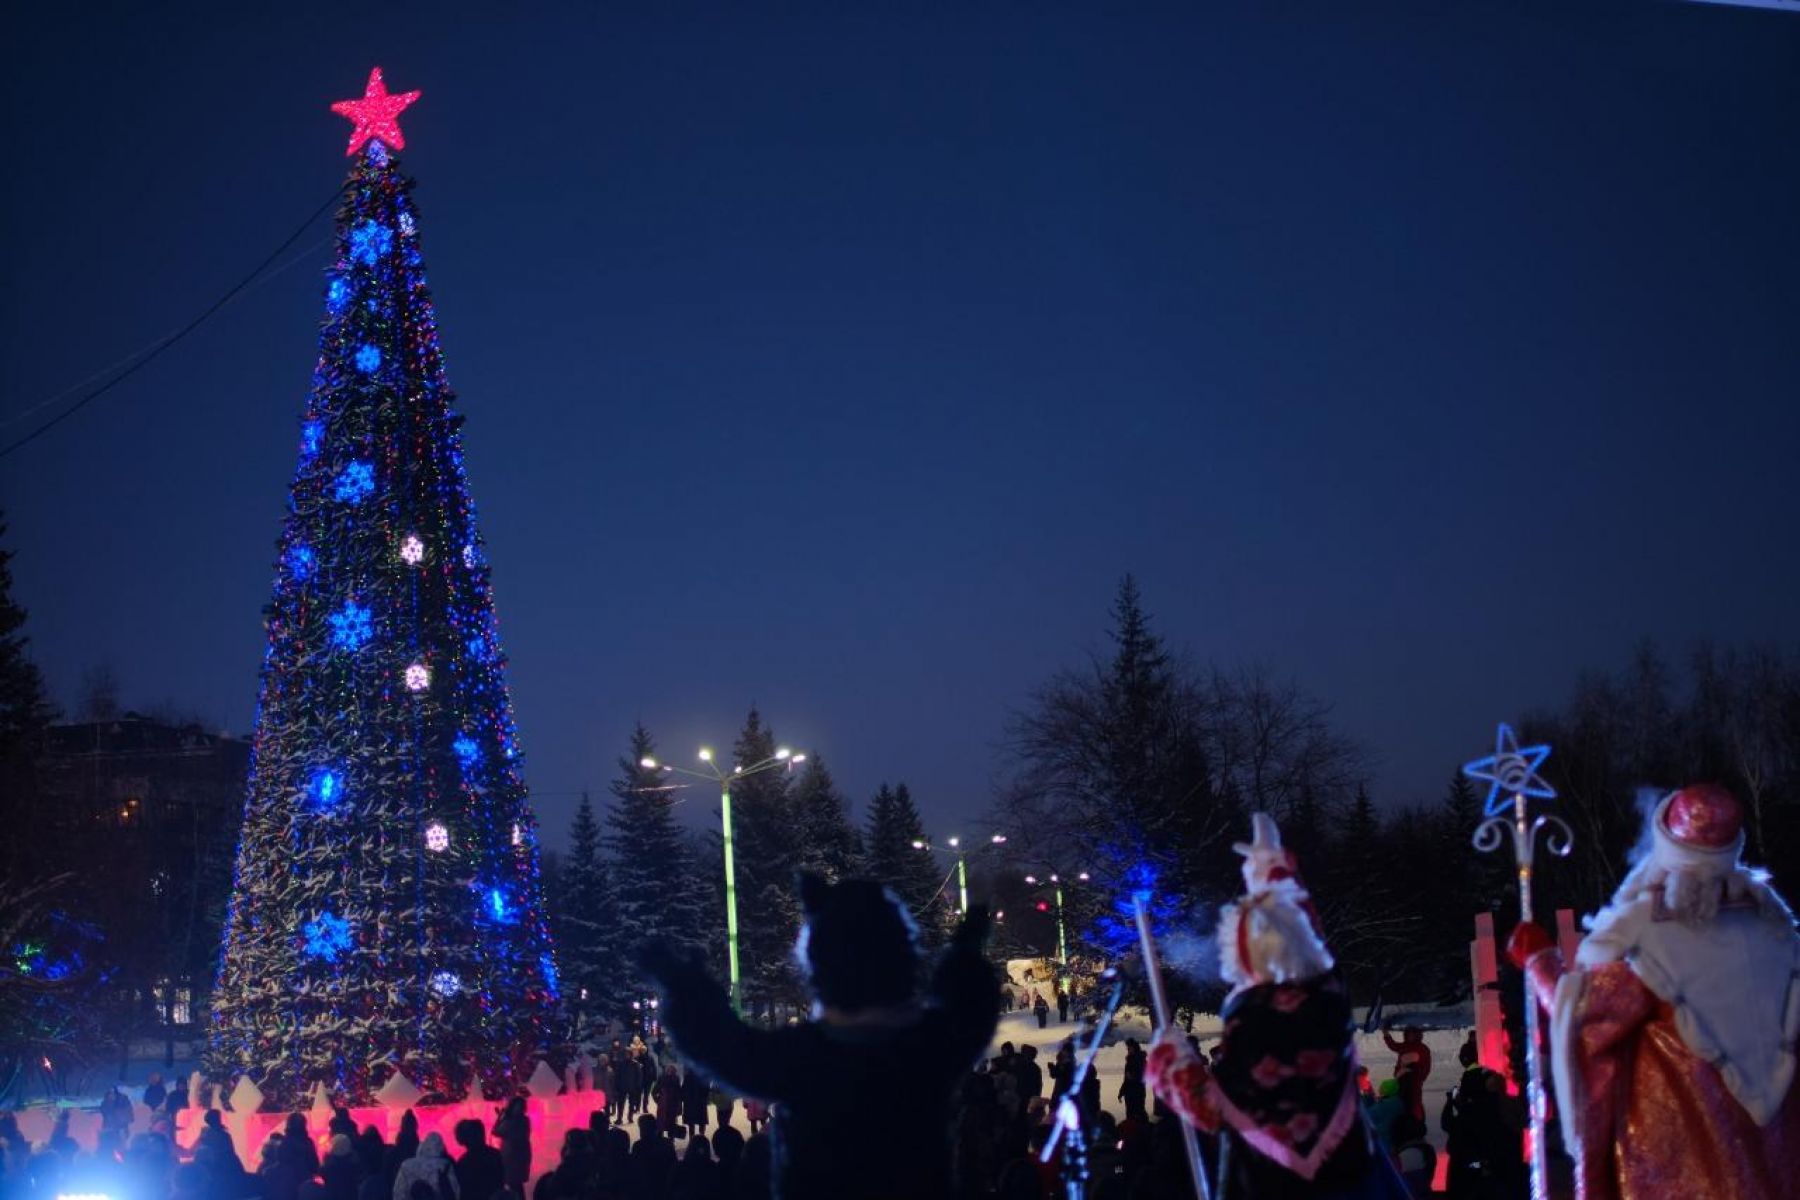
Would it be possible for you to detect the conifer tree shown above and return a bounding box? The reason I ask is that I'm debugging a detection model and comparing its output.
[0,513,56,866]
[863,783,945,929]
[790,756,863,882]
[603,725,706,1008]
[559,792,620,1028]
[209,75,555,1103]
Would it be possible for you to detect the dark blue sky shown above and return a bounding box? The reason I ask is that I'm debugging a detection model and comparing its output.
[4,1,1798,845]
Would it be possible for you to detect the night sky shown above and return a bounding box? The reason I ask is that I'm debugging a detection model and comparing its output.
[4,1,1798,845]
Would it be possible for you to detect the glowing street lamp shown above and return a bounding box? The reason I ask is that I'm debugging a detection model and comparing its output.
[914,833,1007,916]
[641,744,805,1014]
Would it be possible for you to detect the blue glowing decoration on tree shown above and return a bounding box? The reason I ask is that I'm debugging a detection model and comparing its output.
[1462,723,1556,817]
[310,768,343,809]
[334,460,375,503]
[302,912,353,962]
[538,953,559,998]
[211,79,558,1106]
[328,601,374,651]
[429,970,461,998]
[348,220,393,265]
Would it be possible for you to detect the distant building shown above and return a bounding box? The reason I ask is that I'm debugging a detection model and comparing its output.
[14,713,249,1057]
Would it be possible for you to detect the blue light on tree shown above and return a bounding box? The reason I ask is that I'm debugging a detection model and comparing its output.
[334,461,375,503]
[539,954,559,997]
[329,601,374,651]
[287,545,316,582]
[348,220,393,266]
[488,888,512,923]
[301,420,325,456]
[310,768,343,809]
[466,636,490,662]
[325,277,351,314]
[452,735,479,766]
[429,970,461,998]
[355,345,381,374]
[398,210,416,238]
[1462,723,1556,817]
[302,912,353,962]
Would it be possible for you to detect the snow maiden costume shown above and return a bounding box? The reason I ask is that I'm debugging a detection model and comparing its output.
[1146,814,1409,1199]
[1508,783,1800,1200]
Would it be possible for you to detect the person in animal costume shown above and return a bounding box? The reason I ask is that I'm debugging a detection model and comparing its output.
[1508,783,1800,1199]
[1146,813,1409,1199]
[639,872,997,1200]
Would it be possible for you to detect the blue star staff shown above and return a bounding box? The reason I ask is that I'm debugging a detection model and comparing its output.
[1462,723,1572,1200]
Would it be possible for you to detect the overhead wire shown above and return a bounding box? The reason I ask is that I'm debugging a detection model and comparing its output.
[0,185,346,462]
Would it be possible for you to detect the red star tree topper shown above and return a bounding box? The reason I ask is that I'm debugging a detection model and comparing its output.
[330,67,421,156]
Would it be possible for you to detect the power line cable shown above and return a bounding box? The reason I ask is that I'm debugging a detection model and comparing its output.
[0,185,345,462]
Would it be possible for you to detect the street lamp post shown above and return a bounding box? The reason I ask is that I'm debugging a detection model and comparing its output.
[642,745,805,1015]
[912,833,1007,915]
[1024,870,1088,986]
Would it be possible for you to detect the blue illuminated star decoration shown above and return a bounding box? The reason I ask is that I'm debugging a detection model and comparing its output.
[329,601,374,651]
[302,911,353,962]
[1462,723,1556,818]
[354,344,381,374]
[334,461,375,503]
[347,221,393,266]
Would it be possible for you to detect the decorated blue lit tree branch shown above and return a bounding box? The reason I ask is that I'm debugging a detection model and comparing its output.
[1462,723,1571,1200]
[207,68,557,1105]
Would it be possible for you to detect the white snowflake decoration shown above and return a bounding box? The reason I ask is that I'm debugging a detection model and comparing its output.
[399,535,425,565]
[404,663,431,692]
[424,821,449,852]
[429,970,461,998]
[511,822,523,847]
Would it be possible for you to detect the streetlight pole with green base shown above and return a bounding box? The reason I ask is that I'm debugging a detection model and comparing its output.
[641,744,806,1015]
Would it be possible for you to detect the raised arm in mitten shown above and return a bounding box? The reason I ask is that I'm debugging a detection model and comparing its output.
[1146,1029,1220,1133]
[929,904,1000,1067]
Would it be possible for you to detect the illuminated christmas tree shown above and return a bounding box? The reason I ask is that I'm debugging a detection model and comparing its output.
[207,69,557,1105]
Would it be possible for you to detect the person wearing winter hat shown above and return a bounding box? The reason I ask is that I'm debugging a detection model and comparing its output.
[1509,783,1800,1200]
[391,1133,459,1200]
[1145,813,1410,1199]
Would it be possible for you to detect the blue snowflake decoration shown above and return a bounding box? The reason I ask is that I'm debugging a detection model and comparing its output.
[487,888,512,923]
[452,735,480,767]
[1462,723,1556,818]
[302,912,353,962]
[334,461,375,503]
[309,768,343,809]
[329,601,374,651]
[539,954,560,998]
[354,344,381,374]
[286,544,315,582]
[398,210,416,238]
[429,970,461,998]
[347,221,393,266]
[325,276,351,314]
[466,636,490,662]
[300,420,325,457]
